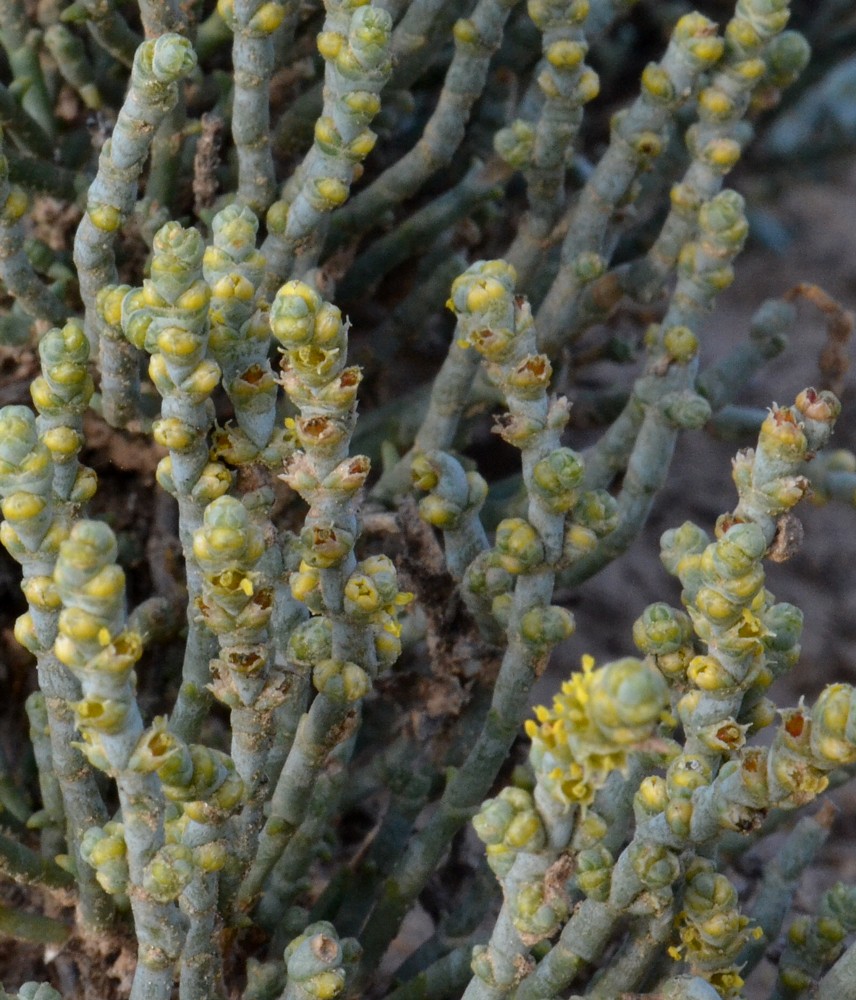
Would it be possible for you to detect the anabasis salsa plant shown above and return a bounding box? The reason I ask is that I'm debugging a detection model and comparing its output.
[0,0,855,998]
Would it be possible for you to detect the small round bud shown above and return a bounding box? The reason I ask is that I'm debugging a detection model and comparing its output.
[636,775,668,816]
[494,119,535,170]
[589,657,669,745]
[633,603,692,655]
[641,63,673,102]
[663,325,699,363]
[313,659,371,702]
[520,605,575,649]
[495,518,545,574]
[88,202,122,232]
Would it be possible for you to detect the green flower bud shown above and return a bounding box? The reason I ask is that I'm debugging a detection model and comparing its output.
[373,614,402,669]
[686,654,732,692]
[474,787,532,843]
[633,603,692,655]
[288,617,333,667]
[573,490,618,537]
[512,882,567,939]
[573,252,605,284]
[575,845,612,900]
[149,33,197,82]
[641,62,674,103]
[694,585,744,628]
[143,843,194,902]
[463,551,514,599]
[572,811,608,851]
[470,946,500,989]
[811,685,856,766]
[474,787,545,876]
[348,5,392,68]
[37,321,91,396]
[313,659,371,701]
[505,354,552,399]
[193,841,227,873]
[635,775,669,819]
[763,29,809,88]
[300,524,355,568]
[418,493,462,530]
[713,522,767,575]
[491,592,514,629]
[662,325,699,364]
[666,797,693,838]
[825,884,856,931]
[271,281,322,347]
[662,390,711,430]
[667,754,712,799]
[589,657,668,745]
[150,221,205,304]
[629,842,681,889]
[449,260,516,321]
[520,605,575,649]
[531,448,584,512]
[411,453,439,492]
[193,495,263,572]
[0,406,53,501]
[284,922,358,999]
[495,518,545,574]
[762,601,803,652]
[545,38,586,70]
[660,521,709,577]
[494,119,535,170]
[673,13,723,67]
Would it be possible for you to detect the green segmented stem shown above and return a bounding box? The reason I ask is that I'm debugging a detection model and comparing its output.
[501,0,598,288]
[120,221,233,742]
[357,260,576,975]
[561,189,748,589]
[25,692,64,859]
[513,391,843,1000]
[0,87,53,159]
[30,321,96,504]
[738,805,834,976]
[240,279,409,909]
[192,496,281,882]
[73,34,196,346]
[331,0,517,241]
[0,131,65,325]
[54,520,187,1000]
[0,406,112,933]
[0,0,54,137]
[203,205,276,452]
[261,1,393,291]
[536,12,725,354]
[96,283,141,428]
[43,24,103,110]
[625,0,794,305]
[61,0,140,66]
[0,828,75,894]
[220,0,293,213]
